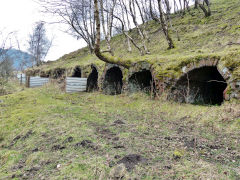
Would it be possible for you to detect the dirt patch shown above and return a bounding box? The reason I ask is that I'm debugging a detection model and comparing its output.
[32,148,39,153]
[113,145,125,149]
[181,136,225,151]
[75,140,97,150]
[112,137,120,141]
[117,154,146,171]
[114,155,121,159]
[183,137,197,149]
[63,136,74,143]
[113,120,125,125]
[26,165,41,173]
[9,130,34,147]
[12,160,25,171]
[180,135,240,165]
[9,135,21,147]
[96,128,117,140]
[11,161,42,179]
[51,144,66,151]
[19,165,42,179]
[22,130,33,140]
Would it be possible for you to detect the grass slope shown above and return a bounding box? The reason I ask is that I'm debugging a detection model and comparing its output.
[0,83,240,179]
[0,79,25,96]
[29,0,240,78]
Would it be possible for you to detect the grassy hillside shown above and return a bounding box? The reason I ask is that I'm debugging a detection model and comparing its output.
[28,0,240,79]
[0,79,25,96]
[0,83,240,179]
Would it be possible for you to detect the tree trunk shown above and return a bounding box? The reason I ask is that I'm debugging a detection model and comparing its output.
[113,13,144,56]
[199,4,211,17]
[100,0,114,56]
[129,0,150,54]
[157,0,175,49]
[94,0,130,68]
[127,36,132,53]
[195,0,199,9]
[198,0,211,17]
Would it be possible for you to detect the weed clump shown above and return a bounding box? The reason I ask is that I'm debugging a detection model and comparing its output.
[173,150,184,160]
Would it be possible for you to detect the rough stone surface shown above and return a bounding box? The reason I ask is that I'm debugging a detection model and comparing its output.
[109,163,127,179]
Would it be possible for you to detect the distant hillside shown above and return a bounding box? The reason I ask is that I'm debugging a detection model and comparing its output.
[4,49,33,70]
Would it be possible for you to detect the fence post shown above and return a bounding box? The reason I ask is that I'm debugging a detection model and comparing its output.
[26,76,30,88]
[20,74,22,85]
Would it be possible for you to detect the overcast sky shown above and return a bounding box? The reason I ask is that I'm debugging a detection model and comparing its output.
[0,0,86,61]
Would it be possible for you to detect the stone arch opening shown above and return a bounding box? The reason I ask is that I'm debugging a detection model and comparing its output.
[72,66,81,77]
[103,66,123,95]
[172,66,227,105]
[52,68,65,79]
[87,66,98,92]
[128,70,155,93]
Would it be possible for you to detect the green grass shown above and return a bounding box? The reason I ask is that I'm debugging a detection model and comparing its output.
[0,83,239,179]
[0,79,25,96]
[27,0,240,79]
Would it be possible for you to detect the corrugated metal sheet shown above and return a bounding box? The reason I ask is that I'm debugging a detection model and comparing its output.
[66,77,87,93]
[29,77,49,88]
[17,74,26,84]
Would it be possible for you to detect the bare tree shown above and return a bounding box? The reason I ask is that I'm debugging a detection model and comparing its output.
[40,0,213,68]
[0,57,13,95]
[40,0,132,67]
[110,0,148,55]
[112,6,144,55]
[0,56,13,79]
[94,0,130,68]
[116,0,135,53]
[14,36,34,71]
[0,30,14,95]
[102,0,151,55]
[39,0,214,69]
[99,0,117,55]
[0,31,14,78]
[28,21,52,66]
[39,0,96,53]
[130,0,150,54]
[195,0,211,17]
[150,0,175,49]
